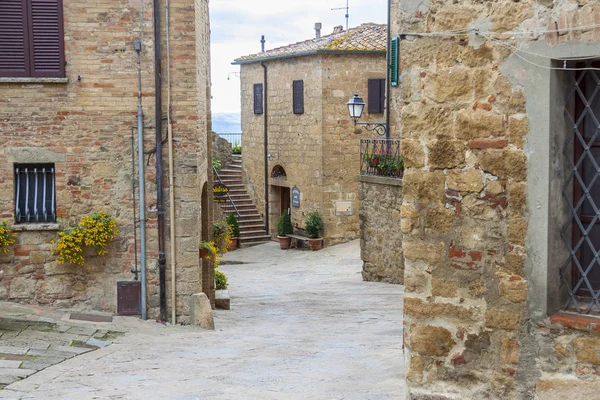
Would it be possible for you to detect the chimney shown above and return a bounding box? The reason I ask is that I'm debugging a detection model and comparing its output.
[333,25,344,34]
[260,35,265,52]
[315,22,322,39]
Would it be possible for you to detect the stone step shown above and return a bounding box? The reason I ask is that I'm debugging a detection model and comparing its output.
[238,224,266,232]
[238,218,265,226]
[240,234,272,244]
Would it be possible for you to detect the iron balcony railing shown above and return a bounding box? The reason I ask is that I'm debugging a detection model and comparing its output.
[217,133,242,148]
[360,138,403,178]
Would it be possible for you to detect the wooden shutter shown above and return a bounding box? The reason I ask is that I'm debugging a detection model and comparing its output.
[293,80,304,114]
[0,0,30,77]
[390,36,399,87]
[368,78,385,114]
[253,83,263,114]
[30,0,65,77]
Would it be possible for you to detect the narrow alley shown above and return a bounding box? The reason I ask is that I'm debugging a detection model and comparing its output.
[1,240,405,399]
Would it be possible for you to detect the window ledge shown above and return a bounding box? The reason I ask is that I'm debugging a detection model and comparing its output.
[550,312,600,333]
[0,78,68,84]
[12,223,60,232]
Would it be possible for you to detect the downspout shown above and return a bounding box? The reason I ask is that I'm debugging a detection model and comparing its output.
[166,0,177,325]
[385,0,391,139]
[260,60,269,235]
[153,0,167,322]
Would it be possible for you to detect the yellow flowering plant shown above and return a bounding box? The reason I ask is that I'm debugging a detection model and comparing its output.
[0,220,17,255]
[53,212,118,265]
[199,240,219,264]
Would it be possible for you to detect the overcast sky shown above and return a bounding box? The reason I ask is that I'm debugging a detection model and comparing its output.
[209,0,388,115]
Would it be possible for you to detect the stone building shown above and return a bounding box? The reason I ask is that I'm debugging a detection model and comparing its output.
[0,0,213,322]
[233,24,386,245]
[390,0,600,398]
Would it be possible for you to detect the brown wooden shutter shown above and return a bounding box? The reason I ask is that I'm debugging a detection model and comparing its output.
[293,80,304,114]
[0,0,30,77]
[368,78,385,114]
[29,0,65,77]
[254,83,263,114]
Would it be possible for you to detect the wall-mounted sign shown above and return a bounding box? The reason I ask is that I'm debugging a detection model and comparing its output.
[213,183,229,203]
[335,201,352,216]
[292,186,300,208]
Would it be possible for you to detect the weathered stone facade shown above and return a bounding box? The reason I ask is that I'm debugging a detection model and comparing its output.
[392,0,600,398]
[359,176,404,284]
[0,0,212,321]
[236,25,386,244]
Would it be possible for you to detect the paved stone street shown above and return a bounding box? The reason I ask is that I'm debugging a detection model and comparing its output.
[0,240,405,399]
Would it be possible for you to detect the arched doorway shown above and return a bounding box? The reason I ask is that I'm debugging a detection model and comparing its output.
[269,165,290,236]
[200,182,214,304]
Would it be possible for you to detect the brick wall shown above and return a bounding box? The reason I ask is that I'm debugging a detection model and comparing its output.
[0,0,211,321]
[391,0,600,397]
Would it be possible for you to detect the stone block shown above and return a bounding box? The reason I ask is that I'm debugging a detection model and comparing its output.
[9,277,36,299]
[477,149,527,181]
[572,336,600,364]
[407,355,424,383]
[508,182,527,215]
[403,171,445,205]
[400,204,420,235]
[427,139,465,170]
[455,109,505,140]
[508,116,529,148]
[432,278,458,298]
[431,4,481,31]
[486,180,504,196]
[499,279,527,303]
[424,207,455,233]
[424,69,473,103]
[462,44,494,67]
[485,309,520,330]
[409,324,455,357]
[403,239,445,268]
[500,337,519,365]
[490,1,534,32]
[447,169,483,193]
[401,139,425,169]
[536,379,600,399]
[404,297,475,321]
[507,217,527,246]
[189,293,214,330]
[404,270,430,294]
[401,104,454,140]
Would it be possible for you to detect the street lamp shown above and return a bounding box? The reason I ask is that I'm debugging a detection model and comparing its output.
[346,93,388,136]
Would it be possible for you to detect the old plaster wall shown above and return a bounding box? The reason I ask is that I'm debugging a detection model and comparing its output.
[391,0,600,398]
[0,0,211,321]
[359,176,404,284]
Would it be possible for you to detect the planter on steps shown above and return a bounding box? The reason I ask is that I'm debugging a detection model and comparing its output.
[228,237,238,251]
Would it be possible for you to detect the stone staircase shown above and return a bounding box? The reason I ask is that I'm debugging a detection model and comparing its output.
[215,154,272,247]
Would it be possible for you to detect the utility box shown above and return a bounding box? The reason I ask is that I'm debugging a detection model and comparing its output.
[117,281,141,315]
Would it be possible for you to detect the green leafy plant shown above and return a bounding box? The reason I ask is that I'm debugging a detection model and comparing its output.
[53,212,118,265]
[215,269,228,290]
[277,211,293,236]
[363,149,404,176]
[305,210,324,239]
[212,156,221,171]
[226,213,240,238]
[213,220,232,255]
[0,220,17,255]
[232,145,242,155]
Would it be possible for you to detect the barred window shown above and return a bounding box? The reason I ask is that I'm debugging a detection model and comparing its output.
[14,164,56,223]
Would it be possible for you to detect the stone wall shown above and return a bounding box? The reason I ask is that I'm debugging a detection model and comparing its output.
[391,0,600,398]
[0,0,211,321]
[212,133,233,170]
[239,52,385,244]
[359,176,403,284]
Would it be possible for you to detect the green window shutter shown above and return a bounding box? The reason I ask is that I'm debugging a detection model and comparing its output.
[390,36,399,87]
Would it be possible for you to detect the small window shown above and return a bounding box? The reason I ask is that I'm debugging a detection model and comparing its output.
[368,78,385,114]
[253,83,263,114]
[14,164,56,223]
[293,80,304,114]
[0,0,66,78]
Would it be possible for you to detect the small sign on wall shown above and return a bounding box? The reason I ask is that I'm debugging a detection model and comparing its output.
[213,183,229,203]
[292,186,300,208]
[335,201,352,216]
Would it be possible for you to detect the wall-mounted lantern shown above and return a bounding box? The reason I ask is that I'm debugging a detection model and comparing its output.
[346,93,388,137]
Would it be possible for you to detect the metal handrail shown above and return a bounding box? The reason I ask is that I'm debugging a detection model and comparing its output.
[213,165,241,218]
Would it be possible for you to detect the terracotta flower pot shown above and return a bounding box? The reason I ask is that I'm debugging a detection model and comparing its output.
[308,238,323,251]
[199,248,210,259]
[228,237,238,251]
[278,236,291,250]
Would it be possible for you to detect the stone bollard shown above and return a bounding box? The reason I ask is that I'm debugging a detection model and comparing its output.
[189,293,214,330]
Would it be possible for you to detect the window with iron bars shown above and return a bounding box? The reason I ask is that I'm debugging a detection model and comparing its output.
[14,164,56,224]
[560,61,600,314]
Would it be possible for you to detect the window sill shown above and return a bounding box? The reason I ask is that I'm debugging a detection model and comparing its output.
[550,312,600,333]
[12,223,60,232]
[0,78,68,84]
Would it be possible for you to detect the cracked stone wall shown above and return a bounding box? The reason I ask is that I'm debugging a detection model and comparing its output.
[391,0,600,398]
[0,0,212,322]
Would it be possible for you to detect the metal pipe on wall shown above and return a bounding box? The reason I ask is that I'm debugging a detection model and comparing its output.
[153,0,167,322]
[260,59,269,235]
[385,0,391,139]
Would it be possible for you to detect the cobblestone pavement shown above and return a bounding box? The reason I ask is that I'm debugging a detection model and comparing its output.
[0,240,405,399]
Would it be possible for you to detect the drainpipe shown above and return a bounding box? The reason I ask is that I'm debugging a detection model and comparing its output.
[261,59,269,235]
[135,40,148,320]
[154,0,167,322]
[385,0,391,139]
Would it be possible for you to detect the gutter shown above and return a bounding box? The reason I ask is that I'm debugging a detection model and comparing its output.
[386,0,391,139]
[232,50,386,65]
[260,61,269,235]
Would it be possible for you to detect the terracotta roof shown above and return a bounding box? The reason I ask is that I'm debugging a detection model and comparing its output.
[233,23,386,65]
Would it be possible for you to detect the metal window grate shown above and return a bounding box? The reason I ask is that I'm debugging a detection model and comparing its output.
[560,61,600,313]
[14,164,56,223]
[360,138,403,178]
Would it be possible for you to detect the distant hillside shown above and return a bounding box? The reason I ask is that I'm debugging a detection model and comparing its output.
[212,112,241,134]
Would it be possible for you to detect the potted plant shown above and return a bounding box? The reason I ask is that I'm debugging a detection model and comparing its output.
[227,213,240,251]
[199,240,217,261]
[277,211,293,250]
[305,210,324,251]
